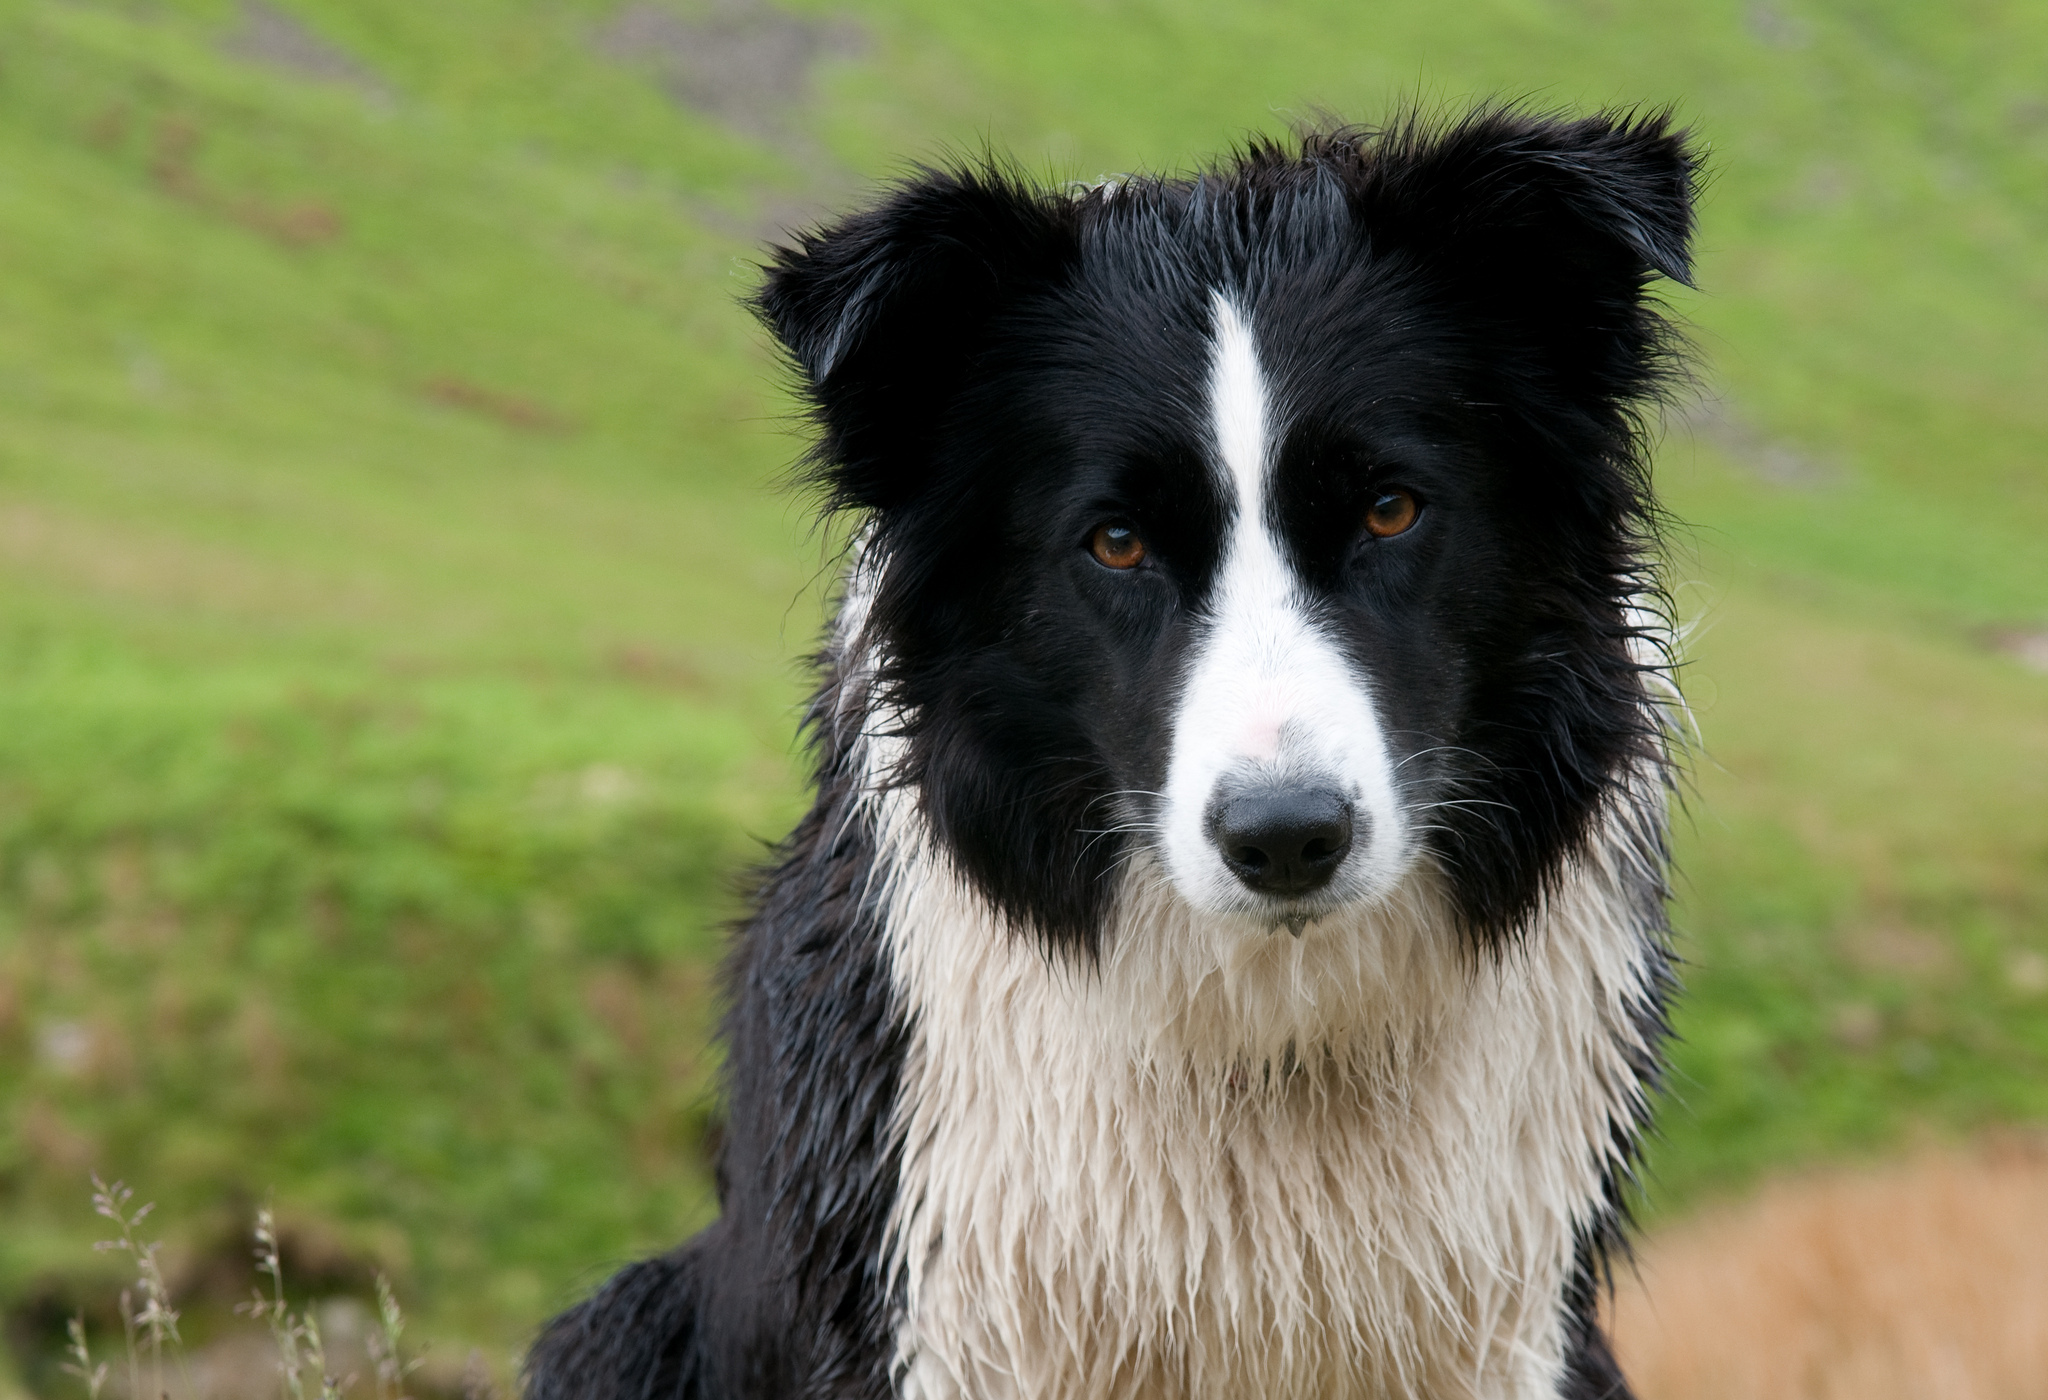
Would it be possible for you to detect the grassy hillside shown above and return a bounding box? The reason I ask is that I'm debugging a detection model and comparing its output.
[1,0,2044,1387]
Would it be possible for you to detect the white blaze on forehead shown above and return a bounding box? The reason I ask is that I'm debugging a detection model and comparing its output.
[1209,296,1269,506]
[1156,292,1413,916]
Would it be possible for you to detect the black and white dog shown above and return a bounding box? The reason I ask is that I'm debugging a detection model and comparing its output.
[529,106,1696,1400]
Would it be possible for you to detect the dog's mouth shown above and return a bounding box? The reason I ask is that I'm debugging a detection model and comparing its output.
[1271,909,1317,939]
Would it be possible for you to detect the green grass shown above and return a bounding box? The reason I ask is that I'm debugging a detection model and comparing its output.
[1,0,2044,1387]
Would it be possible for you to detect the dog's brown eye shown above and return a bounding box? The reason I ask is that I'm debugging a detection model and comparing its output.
[1364,490,1420,539]
[1089,523,1147,569]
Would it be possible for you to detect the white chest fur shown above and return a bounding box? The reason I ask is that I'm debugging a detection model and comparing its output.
[873,798,1658,1400]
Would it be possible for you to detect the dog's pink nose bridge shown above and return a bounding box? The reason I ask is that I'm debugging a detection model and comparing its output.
[1235,706,1286,762]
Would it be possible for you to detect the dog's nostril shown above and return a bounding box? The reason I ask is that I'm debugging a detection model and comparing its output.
[1206,786,1356,898]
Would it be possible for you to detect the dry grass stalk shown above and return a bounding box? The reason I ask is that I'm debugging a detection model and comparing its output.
[1607,1141,2048,1400]
[64,1314,110,1400]
[238,1206,347,1400]
[93,1175,185,1400]
[60,1182,421,1400]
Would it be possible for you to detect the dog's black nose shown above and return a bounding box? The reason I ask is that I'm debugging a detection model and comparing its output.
[1208,786,1355,897]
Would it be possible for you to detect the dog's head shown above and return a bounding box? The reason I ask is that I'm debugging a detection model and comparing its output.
[757,109,1696,958]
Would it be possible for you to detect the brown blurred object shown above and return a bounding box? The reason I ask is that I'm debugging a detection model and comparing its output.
[423,376,573,433]
[1607,1140,2048,1400]
[140,112,346,249]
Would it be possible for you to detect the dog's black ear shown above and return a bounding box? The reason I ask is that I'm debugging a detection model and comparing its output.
[753,167,1079,514]
[1359,106,1698,402]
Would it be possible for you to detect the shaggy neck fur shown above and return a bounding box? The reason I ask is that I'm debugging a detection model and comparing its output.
[839,598,1668,1400]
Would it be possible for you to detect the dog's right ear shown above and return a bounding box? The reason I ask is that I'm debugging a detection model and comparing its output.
[753,168,1079,515]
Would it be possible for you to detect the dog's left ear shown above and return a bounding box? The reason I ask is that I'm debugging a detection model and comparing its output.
[753,168,1079,515]
[1360,107,1698,402]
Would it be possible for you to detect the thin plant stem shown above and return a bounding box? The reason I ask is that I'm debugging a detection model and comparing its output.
[62,1314,108,1400]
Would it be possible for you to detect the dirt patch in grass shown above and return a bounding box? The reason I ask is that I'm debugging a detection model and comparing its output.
[594,1,868,239]
[423,375,575,434]
[147,112,346,248]
[219,1,388,99]
[1985,626,2048,674]
[1675,397,1846,488]
[1608,1138,2048,1399]
[594,0,864,140]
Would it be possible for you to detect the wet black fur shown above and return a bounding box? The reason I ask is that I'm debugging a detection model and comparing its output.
[528,737,907,1399]
[526,106,1694,1400]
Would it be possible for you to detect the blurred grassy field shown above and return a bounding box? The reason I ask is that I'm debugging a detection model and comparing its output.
[1,0,2044,1388]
